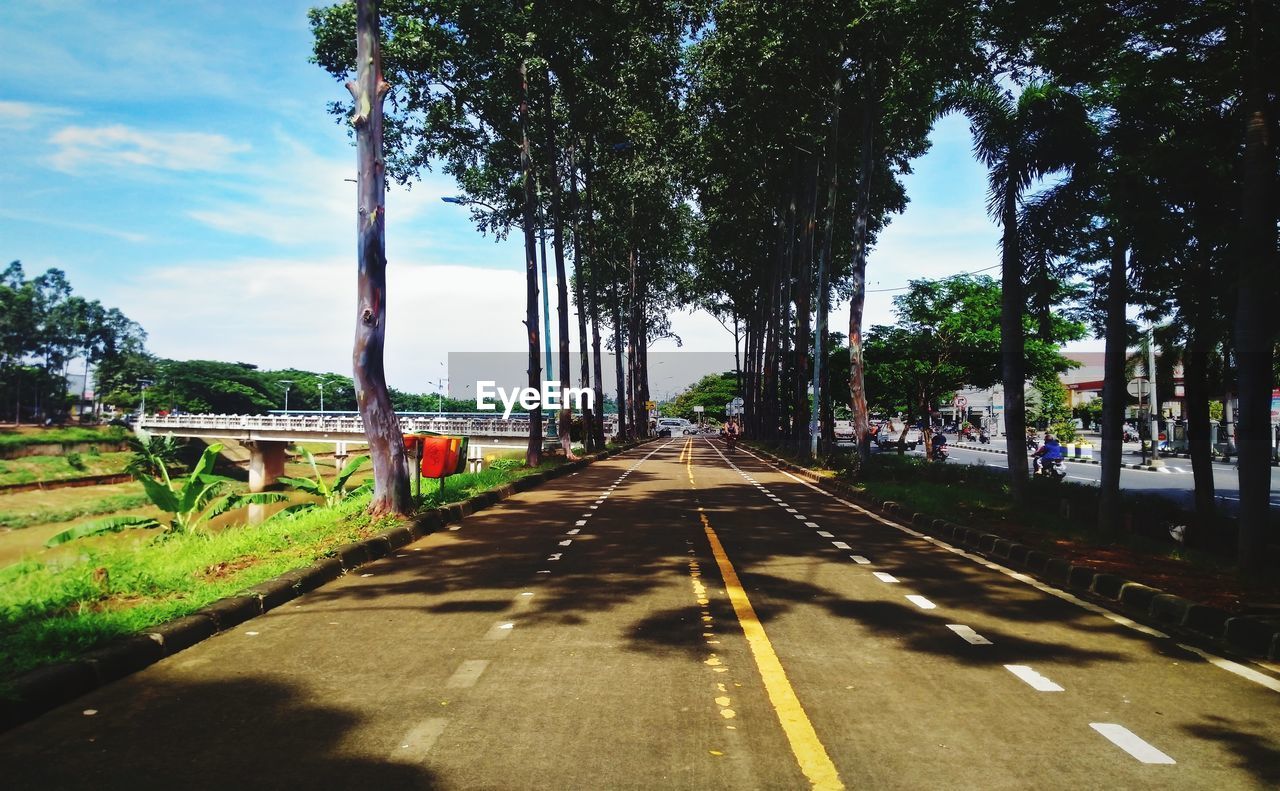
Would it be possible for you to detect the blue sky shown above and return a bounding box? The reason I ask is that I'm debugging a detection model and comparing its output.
[0,2,1088,394]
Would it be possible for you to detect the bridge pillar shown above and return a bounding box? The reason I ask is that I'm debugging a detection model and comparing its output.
[245,440,288,492]
[334,441,349,474]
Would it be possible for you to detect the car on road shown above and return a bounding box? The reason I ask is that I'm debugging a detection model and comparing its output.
[834,420,855,440]
[655,418,696,437]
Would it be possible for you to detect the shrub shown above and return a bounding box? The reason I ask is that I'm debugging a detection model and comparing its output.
[65,452,86,471]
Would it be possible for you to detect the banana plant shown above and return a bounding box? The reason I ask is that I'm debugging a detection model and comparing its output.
[45,443,285,546]
[276,447,371,509]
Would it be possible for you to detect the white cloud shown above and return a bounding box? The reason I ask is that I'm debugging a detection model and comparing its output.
[47,124,249,173]
[185,134,458,248]
[0,208,147,243]
[0,100,74,130]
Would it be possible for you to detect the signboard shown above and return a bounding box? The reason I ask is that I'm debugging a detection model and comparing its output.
[1272,389,1280,423]
[692,405,704,413]
[644,401,656,411]
[953,395,968,409]
[1126,378,1150,399]
[731,397,744,408]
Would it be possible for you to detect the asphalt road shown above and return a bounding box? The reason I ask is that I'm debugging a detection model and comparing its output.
[3,439,1278,789]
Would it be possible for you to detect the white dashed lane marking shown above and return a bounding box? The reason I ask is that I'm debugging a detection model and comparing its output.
[445,659,490,689]
[390,718,447,762]
[905,595,936,610]
[1004,664,1064,692]
[850,555,871,564]
[1090,723,1176,764]
[872,572,899,584]
[484,622,516,640]
[831,541,851,550]
[946,624,993,645]
[816,531,834,538]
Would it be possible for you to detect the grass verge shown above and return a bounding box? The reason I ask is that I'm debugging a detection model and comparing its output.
[0,427,127,451]
[0,451,133,487]
[0,491,153,531]
[0,453,576,687]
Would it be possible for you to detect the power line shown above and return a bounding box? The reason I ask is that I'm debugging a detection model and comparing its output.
[864,263,1002,293]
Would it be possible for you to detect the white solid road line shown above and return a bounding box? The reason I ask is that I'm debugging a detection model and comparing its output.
[946,624,993,645]
[1004,664,1064,692]
[905,594,936,610]
[873,572,899,583]
[1176,643,1280,693]
[1090,723,1176,764]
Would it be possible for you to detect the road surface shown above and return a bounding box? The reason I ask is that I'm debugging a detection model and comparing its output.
[2,438,1277,789]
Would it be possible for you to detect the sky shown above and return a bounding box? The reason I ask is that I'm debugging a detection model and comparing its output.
[0,1,1097,398]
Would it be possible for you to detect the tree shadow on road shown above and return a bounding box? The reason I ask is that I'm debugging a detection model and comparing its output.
[1182,715,1280,787]
[0,674,440,789]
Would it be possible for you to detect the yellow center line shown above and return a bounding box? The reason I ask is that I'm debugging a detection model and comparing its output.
[690,445,844,790]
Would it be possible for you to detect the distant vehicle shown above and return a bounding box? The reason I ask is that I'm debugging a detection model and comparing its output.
[833,420,855,440]
[656,418,695,437]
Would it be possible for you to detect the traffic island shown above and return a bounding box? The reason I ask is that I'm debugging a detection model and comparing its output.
[743,443,1280,666]
[0,438,654,733]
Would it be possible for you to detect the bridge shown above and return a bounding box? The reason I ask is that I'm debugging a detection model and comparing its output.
[139,413,553,491]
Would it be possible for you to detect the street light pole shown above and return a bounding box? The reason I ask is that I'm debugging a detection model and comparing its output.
[1147,325,1161,463]
[281,380,293,415]
[138,379,153,420]
[317,380,325,414]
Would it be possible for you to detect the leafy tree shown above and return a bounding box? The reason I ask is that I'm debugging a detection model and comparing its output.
[864,275,1081,455]
[664,372,740,422]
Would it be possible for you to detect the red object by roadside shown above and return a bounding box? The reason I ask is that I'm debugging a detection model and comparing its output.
[420,435,461,478]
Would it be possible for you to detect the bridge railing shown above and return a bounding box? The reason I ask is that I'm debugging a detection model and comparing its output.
[139,413,545,437]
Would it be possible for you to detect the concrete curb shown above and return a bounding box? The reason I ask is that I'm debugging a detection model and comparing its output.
[0,439,652,733]
[744,443,1280,666]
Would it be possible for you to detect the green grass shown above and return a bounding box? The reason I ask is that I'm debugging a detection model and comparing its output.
[0,451,133,487]
[0,494,392,687]
[0,452,581,688]
[0,427,127,451]
[0,491,153,531]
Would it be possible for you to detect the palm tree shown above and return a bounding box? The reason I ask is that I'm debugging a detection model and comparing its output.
[943,81,1090,502]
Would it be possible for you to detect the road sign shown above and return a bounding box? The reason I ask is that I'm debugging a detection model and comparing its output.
[1126,378,1150,399]
[692,405,704,413]
[953,395,968,409]
[731,397,744,408]
[645,401,656,411]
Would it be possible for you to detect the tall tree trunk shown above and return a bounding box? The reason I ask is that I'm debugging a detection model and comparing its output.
[1234,0,1278,574]
[583,139,607,447]
[1000,181,1029,502]
[517,48,543,466]
[567,144,594,453]
[541,79,576,460]
[613,294,627,441]
[348,0,409,516]
[1098,239,1128,536]
[1184,328,1216,535]
[848,79,878,466]
[813,76,842,456]
[793,158,819,447]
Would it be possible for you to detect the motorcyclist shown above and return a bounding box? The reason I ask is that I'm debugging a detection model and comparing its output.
[930,431,948,459]
[1032,433,1065,474]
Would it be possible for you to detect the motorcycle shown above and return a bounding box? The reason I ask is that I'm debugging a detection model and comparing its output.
[978,430,991,445]
[724,434,738,451]
[1034,457,1067,481]
[931,445,949,462]
[1026,436,1039,452]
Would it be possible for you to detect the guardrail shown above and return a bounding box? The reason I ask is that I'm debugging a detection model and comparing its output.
[139,413,544,438]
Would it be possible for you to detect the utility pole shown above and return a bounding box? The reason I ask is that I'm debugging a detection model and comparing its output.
[1147,325,1162,465]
